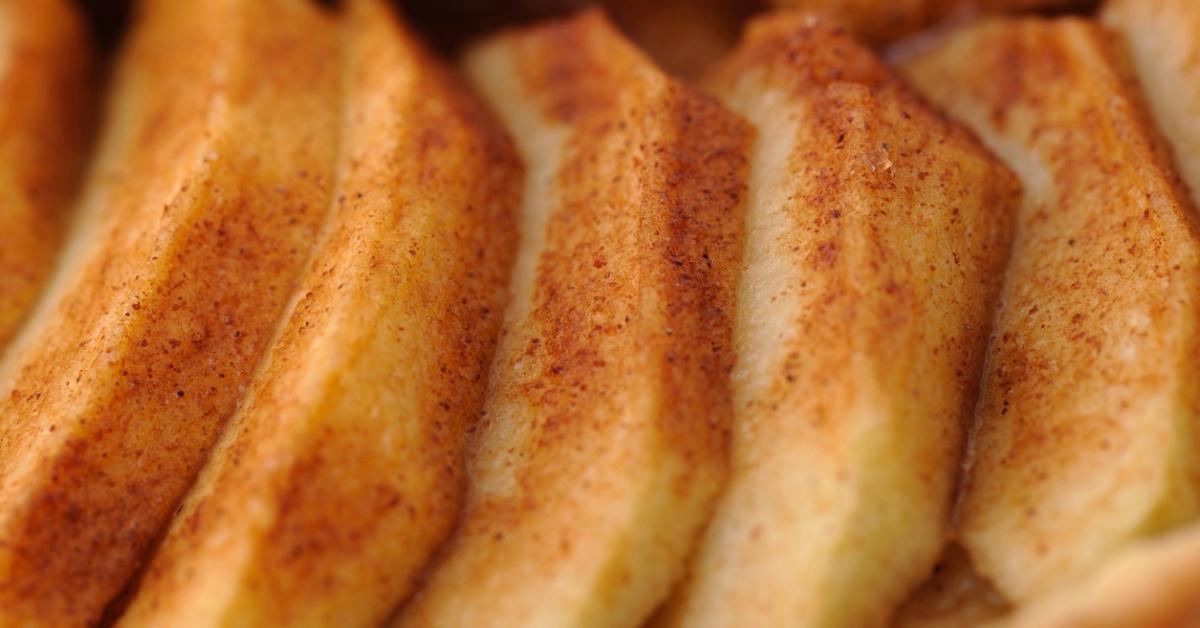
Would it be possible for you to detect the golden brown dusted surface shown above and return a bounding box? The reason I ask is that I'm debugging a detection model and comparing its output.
[658,12,1017,628]
[955,3,1200,624]
[115,1,521,626]
[771,0,1077,43]
[0,0,93,354]
[901,16,1200,604]
[0,1,340,625]
[396,10,749,628]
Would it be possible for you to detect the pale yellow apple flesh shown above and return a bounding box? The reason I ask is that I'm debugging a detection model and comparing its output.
[991,524,1200,627]
[1103,0,1200,211]
[0,0,340,625]
[395,10,750,628]
[114,1,521,626]
[658,12,1017,628]
[962,3,1200,624]
[900,16,1200,604]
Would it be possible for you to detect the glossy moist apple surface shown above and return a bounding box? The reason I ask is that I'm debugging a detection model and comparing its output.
[396,10,749,628]
[901,16,1200,605]
[0,0,340,625]
[115,1,520,626]
[0,0,93,353]
[658,13,1017,628]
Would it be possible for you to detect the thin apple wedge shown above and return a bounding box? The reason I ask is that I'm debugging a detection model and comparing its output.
[115,1,520,626]
[899,17,1200,604]
[769,0,1077,43]
[0,0,340,625]
[657,12,1017,628]
[0,0,93,353]
[1103,0,1200,210]
[395,10,749,628]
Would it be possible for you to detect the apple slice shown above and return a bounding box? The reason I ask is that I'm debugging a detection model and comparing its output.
[768,0,1077,43]
[656,12,1017,628]
[0,0,340,625]
[0,0,93,352]
[1103,0,1200,210]
[992,522,1200,627]
[114,1,520,626]
[899,16,1200,604]
[394,10,749,628]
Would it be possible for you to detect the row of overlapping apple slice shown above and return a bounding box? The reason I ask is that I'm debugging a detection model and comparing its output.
[0,0,1196,626]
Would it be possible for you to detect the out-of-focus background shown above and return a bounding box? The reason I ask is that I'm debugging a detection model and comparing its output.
[72,0,760,79]
[71,0,1099,82]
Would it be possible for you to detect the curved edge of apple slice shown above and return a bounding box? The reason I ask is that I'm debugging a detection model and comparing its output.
[0,1,343,625]
[115,0,522,625]
[0,0,95,354]
[658,11,1017,628]
[395,10,750,628]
